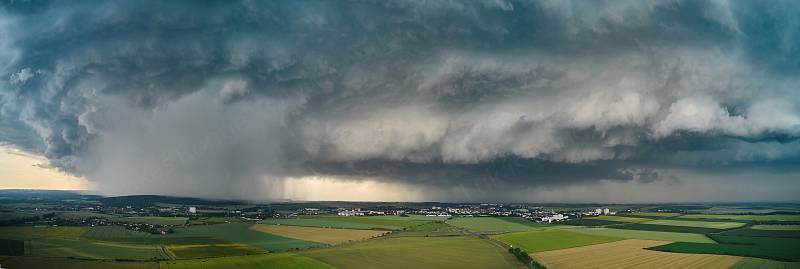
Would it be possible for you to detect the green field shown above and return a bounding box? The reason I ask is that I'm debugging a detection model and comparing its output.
[167,244,266,259]
[114,216,188,225]
[173,223,323,251]
[611,223,721,234]
[679,214,800,222]
[260,218,402,230]
[561,218,625,227]
[622,212,682,218]
[491,230,621,253]
[651,235,800,262]
[446,217,537,233]
[302,236,524,269]
[0,238,24,255]
[592,216,652,223]
[58,211,117,220]
[722,228,800,238]
[644,219,745,229]
[160,253,336,269]
[0,256,158,269]
[25,237,169,260]
[84,226,228,245]
[0,226,88,239]
[314,216,435,229]
[386,221,463,237]
[752,225,800,231]
[568,227,716,243]
[730,257,800,269]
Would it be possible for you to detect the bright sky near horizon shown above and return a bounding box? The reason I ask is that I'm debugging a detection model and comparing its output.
[0,144,93,191]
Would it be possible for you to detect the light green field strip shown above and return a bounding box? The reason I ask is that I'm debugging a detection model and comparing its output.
[644,219,745,229]
[679,214,800,221]
[160,253,337,269]
[751,224,800,231]
[446,217,537,232]
[592,216,652,223]
[491,230,621,253]
[260,218,403,230]
[301,236,523,269]
[568,228,716,243]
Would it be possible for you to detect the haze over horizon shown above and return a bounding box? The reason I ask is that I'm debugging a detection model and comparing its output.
[1,0,799,203]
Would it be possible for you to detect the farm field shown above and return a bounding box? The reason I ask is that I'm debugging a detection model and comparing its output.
[730,257,800,269]
[160,253,336,269]
[569,227,716,243]
[302,236,525,269]
[251,224,388,245]
[83,226,227,245]
[166,243,266,259]
[0,238,24,255]
[592,216,652,223]
[622,212,682,218]
[113,216,188,225]
[447,217,537,233]
[651,235,800,262]
[752,225,800,231]
[388,221,463,237]
[561,218,625,227]
[173,223,323,251]
[312,216,435,229]
[679,214,800,222]
[491,230,621,253]
[57,211,117,220]
[531,239,741,269]
[0,226,88,239]
[25,237,168,260]
[0,256,158,269]
[644,219,745,229]
[612,223,721,234]
[259,218,402,230]
[722,228,800,238]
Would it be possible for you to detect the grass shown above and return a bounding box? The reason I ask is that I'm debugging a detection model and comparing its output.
[84,226,228,245]
[260,218,401,230]
[58,211,117,220]
[160,253,336,269]
[532,239,741,269]
[172,223,323,251]
[113,216,188,226]
[491,230,621,253]
[25,237,168,260]
[560,218,626,227]
[612,223,722,234]
[730,257,800,269]
[446,217,538,233]
[0,238,24,255]
[167,244,266,259]
[0,256,159,269]
[622,212,682,218]
[312,215,434,229]
[592,215,652,223]
[0,226,88,239]
[644,219,745,229]
[650,235,800,262]
[388,221,464,237]
[752,225,800,231]
[251,224,388,245]
[679,214,800,222]
[302,236,525,269]
[722,228,800,238]
[569,227,716,243]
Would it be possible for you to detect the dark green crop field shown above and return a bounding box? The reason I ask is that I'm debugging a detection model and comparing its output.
[650,235,800,262]
[560,218,626,227]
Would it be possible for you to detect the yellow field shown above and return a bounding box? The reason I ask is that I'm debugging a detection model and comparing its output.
[251,224,388,245]
[531,239,741,269]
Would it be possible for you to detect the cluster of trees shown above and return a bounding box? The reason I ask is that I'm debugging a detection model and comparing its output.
[509,247,546,269]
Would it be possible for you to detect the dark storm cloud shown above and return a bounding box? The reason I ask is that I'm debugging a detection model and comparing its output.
[0,0,798,200]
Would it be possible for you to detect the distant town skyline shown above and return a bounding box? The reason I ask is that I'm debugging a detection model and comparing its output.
[1,1,798,202]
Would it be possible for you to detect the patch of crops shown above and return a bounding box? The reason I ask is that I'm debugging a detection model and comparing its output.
[612,223,720,234]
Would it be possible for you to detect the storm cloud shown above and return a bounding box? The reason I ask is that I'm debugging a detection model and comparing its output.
[0,0,798,201]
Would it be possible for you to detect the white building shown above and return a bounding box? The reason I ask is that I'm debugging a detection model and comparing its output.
[603,208,610,215]
[595,208,603,214]
[188,207,197,214]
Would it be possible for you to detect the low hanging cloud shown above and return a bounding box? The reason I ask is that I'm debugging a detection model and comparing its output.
[0,0,798,201]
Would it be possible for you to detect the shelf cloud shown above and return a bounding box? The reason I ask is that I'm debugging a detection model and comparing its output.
[1,0,798,201]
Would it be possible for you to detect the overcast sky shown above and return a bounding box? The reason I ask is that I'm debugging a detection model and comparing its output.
[0,0,798,202]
